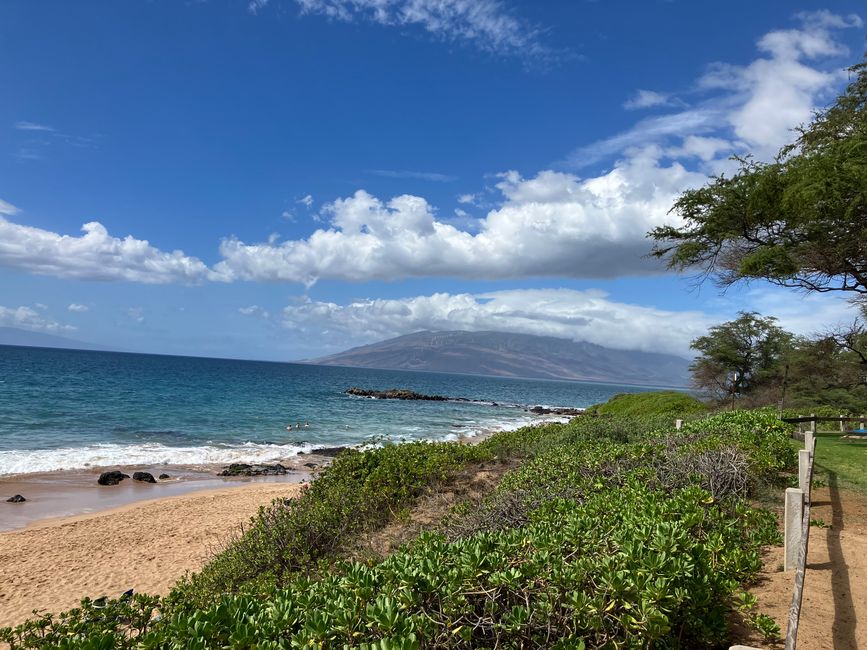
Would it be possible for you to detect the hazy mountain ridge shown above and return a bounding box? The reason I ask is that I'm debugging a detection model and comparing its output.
[308,330,691,387]
[0,327,113,352]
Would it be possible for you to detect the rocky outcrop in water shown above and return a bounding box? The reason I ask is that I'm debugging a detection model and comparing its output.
[219,463,288,477]
[158,473,170,480]
[133,471,157,483]
[346,387,451,401]
[6,494,26,503]
[528,406,584,416]
[310,446,348,457]
[98,471,130,486]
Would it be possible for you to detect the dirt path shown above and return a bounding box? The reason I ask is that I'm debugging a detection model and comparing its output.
[738,479,867,649]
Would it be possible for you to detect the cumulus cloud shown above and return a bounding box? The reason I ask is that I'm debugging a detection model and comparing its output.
[279,289,710,357]
[0,215,214,284]
[0,305,74,333]
[67,303,88,312]
[570,10,859,167]
[214,147,706,284]
[293,0,554,60]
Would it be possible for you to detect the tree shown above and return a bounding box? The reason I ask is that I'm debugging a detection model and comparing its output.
[649,58,867,301]
[689,312,793,403]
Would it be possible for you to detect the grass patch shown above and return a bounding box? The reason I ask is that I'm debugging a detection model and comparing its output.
[812,431,867,494]
[589,390,707,418]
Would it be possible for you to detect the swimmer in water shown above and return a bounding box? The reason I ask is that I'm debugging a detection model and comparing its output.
[286,424,293,431]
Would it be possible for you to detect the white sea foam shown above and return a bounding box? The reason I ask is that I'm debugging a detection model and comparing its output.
[0,441,317,477]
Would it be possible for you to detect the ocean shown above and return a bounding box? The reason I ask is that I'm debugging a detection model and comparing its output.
[0,345,658,477]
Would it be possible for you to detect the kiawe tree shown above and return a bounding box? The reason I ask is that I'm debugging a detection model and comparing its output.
[650,57,867,301]
[689,312,793,403]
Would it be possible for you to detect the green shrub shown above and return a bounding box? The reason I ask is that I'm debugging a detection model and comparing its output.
[589,391,707,418]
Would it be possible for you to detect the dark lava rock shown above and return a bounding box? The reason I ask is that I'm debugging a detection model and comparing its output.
[158,473,170,480]
[133,471,157,483]
[6,494,26,503]
[98,471,130,486]
[310,446,347,457]
[528,406,584,416]
[346,387,448,401]
[219,463,288,477]
[303,462,318,469]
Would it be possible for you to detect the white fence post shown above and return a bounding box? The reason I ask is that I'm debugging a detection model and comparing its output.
[675,419,683,430]
[784,487,804,571]
[798,449,810,492]
[840,415,846,432]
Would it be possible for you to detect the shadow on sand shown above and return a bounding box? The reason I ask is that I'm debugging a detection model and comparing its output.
[827,471,857,650]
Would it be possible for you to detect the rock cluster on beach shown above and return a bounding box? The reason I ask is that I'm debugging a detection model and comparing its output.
[98,471,130,486]
[6,494,26,503]
[97,470,165,485]
[219,463,289,477]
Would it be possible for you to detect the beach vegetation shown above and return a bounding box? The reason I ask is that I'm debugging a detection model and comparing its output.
[587,390,707,418]
[1,409,796,649]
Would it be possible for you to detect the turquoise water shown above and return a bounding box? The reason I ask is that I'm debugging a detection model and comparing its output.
[0,345,658,476]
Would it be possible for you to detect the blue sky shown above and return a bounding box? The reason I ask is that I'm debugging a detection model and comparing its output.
[0,0,864,361]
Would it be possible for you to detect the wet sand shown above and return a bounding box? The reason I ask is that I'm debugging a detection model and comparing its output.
[0,461,316,532]
[0,480,305,629]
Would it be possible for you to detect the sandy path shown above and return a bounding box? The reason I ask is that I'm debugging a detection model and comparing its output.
[742,483,867,649]
[0,482,302,629]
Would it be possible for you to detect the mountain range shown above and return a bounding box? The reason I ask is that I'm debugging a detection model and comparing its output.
[0,327,113,352]
[308,330,691,387]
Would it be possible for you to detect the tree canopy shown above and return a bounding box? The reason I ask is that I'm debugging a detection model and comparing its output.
[689,312,792,402]
[650,57,867,300]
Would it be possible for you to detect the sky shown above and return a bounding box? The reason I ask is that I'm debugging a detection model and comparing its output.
[0,0,864,361]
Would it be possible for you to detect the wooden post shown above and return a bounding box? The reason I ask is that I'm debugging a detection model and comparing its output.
[675,419,683,430]
[797,415,803,434]
[784,488,804,571]
[841,415,846,433]
[799,449,810,492]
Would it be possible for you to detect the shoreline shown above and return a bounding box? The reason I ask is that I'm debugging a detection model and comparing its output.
[0,481,305,630]
[0,416,568,532]
[0,461,313,533]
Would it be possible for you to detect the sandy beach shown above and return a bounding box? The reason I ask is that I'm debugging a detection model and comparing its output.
[0,481,304,630]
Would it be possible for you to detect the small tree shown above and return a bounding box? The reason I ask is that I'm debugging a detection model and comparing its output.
[650,58,867,302]
[689,312,793,404]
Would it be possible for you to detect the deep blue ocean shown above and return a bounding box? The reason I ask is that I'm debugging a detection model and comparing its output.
[0,345,659,476]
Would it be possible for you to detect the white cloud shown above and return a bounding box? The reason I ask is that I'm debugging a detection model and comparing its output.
[239,305,270,318]
[293,0,554,60]
[0,305,73,333]
[14,121,54,132]
[0,216,214,284]
[369,169,457,182]
[570,11,859,167]
[457,193,476,204]
[279,289,710,357]
[67,303,89,312]
[214,147,707,285]
[0,198,20,216]
[298,194,314,208]
[127,307,145,323]
[248,0,269,14]
[665,135,735,162]
[623,90,676,110]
